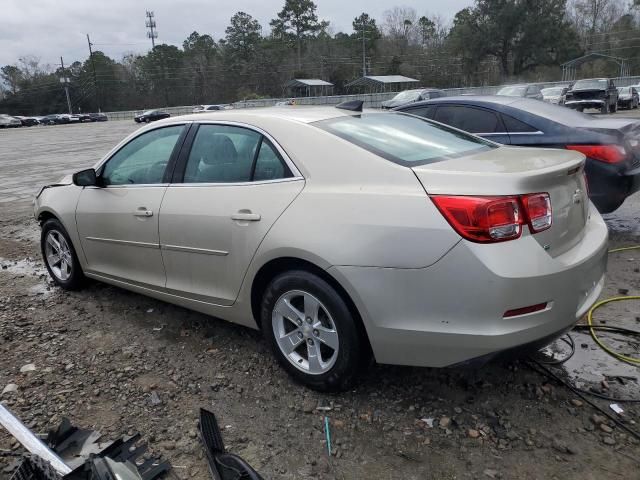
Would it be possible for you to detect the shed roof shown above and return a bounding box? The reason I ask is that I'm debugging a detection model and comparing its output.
[285,78,334,87]
[346,75,419,88]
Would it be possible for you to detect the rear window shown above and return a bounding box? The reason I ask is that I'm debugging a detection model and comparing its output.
[314,113,495,166]
[573,79,607,90]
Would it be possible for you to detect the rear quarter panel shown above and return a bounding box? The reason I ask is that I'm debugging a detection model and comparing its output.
[246,120,461,270]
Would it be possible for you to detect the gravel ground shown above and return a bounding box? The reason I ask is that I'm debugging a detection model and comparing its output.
[0,119,639,480]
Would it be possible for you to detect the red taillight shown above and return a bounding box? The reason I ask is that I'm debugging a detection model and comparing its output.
[430,193,552,243]
[521,193,552,233]
[430,195,523,243]
[566,144,627,164]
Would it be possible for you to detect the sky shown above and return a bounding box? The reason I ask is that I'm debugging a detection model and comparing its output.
[1,0,473,68]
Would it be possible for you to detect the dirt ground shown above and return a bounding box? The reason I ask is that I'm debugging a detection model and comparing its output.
[0,121,639,480]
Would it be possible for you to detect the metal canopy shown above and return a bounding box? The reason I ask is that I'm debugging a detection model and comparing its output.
[284,78,334,97]
[285,78,334,87]
[346,75,419,92]
[561,53,630,81]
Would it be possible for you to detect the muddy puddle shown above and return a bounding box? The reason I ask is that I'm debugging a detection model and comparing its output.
[0,257,55,297]
[538,328,639,401]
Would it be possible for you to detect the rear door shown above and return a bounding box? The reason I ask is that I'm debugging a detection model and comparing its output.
[158,123,304,305]
[433,105,511,144]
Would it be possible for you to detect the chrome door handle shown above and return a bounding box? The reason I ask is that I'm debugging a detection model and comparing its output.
[134,209,153,217]
[231,211,261,222]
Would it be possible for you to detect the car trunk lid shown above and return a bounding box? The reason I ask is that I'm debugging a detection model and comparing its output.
[411,147,589,257]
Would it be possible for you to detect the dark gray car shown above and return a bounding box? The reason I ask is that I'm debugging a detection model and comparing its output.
[381,88,445,109]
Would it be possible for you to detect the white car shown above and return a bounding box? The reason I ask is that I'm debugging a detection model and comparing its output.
[33,105,608,391]
[0,114,22,128]
[192,104,229,113]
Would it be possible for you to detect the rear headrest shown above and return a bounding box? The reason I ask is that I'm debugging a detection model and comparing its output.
[200,134,237,166]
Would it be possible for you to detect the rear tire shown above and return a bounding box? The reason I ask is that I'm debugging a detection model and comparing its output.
[41,218,86,290]
[261,270,365,392]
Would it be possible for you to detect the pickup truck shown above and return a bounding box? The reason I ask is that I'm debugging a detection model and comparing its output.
[564,78,619,114]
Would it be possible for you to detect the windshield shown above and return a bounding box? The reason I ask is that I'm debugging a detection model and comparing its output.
[143,110,155,115]
[573,79,607,90]
[391,90,422,102]
[314,113,495,166]
[542,87,563,96]
[497,86,527,96]
[618,87,630,94]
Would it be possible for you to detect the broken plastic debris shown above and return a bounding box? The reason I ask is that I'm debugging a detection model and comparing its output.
[610,403,624,414]
[421,418,434,428]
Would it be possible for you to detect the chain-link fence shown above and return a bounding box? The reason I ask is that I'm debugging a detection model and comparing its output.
[103,76,640,120]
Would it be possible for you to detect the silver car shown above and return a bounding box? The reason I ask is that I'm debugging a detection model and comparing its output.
[33,107,608,391]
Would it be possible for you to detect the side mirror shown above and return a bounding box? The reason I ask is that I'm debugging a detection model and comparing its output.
[73,168,98,187]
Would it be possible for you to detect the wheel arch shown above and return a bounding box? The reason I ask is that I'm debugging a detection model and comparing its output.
[250,256,372,355]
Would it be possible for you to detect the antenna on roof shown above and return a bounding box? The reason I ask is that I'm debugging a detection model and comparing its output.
[336,100,364,112]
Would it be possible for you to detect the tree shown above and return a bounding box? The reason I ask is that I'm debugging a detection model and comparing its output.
[0,66,23,94]
[270,0,328,69]
[450,0,580,78]
[183,32,218,103]
[568,0,625,49]
[418,16,436,45]
[225,12,262,62]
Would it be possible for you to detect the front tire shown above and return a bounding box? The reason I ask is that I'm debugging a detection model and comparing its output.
[41,218,86,290]
[261,270,365,392]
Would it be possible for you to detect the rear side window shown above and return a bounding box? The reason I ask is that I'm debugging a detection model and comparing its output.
[502,114,538,133]
[314,113,495,166]
[403,105,436,119]
[434,106,501,133]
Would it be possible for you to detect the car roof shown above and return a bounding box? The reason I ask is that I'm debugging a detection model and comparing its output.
[403,95,523,108]
[173,105,363,124]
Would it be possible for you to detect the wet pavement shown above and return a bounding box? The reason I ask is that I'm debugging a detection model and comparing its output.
[0,121,139,203]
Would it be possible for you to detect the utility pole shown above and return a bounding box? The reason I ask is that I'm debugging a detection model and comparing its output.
[86,34,101,112]
[146,11,158,48]
[59,57,72,114]
[361,17,367,77]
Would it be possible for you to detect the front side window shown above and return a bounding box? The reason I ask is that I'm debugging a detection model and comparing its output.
[403,105,436,119]
[314,113,495,166]
[434,106,501,133]
[101,125,184,185]
[183,124,291,183]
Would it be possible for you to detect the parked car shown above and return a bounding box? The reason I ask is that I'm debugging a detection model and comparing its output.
[14,116,39,126]
[34,106,608,391]
[541,86,569,105]
[564,78,619,114]
[40,114,63,125]
[134,110,171,123]
[394,96,640,213]
[89,112,109,122]
[496,84,543,100]
[381,88,445,109]
[192,104,229,113]
[58,114,81,123]
[0,114,23,128]
[617,86,639,109]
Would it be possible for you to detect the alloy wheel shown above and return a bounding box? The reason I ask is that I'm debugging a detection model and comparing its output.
[272,290,339,375]
[44,229,73,281]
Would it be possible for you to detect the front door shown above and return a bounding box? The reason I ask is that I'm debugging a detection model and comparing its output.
[158,123,304,305]
[76,124,186,287]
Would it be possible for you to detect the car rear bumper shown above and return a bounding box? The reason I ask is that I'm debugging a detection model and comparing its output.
[587,160,640,212]
[329,205,608,367]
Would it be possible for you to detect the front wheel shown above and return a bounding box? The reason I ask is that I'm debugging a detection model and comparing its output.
[41,218,86,290]
[261,270,366,392]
